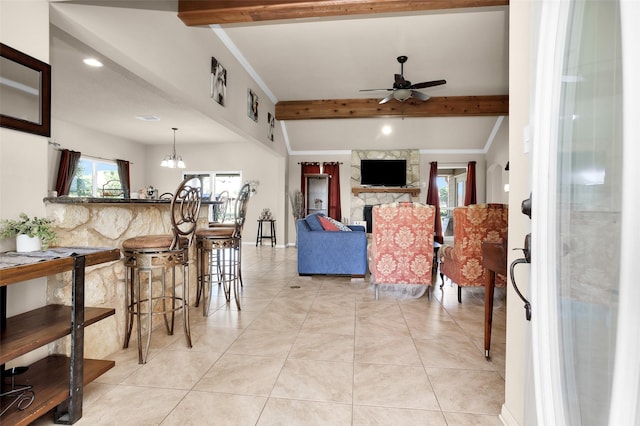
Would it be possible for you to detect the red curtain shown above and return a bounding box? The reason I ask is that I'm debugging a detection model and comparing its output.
[55,149,81,195]
[464,160,477,206]
[116,159,131,198]
[300,162,320,217]
[323,162,342,221]
[425,161,443,244]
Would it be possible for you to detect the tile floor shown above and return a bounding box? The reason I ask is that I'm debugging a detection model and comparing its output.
[34,246,506,425]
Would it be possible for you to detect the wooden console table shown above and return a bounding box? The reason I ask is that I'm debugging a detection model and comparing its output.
[351,187,420,197]
[0,247,120,425]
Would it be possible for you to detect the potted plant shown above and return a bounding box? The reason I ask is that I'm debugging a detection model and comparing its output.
[0,213,56,252]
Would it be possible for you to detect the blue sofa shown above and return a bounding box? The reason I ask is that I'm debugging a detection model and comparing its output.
[296,213,367,277]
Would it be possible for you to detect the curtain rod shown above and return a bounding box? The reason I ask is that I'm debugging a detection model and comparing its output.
[297,161,343,165]
[49,141,134,165]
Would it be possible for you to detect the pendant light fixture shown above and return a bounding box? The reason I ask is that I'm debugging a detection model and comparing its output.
[160,127,185,169]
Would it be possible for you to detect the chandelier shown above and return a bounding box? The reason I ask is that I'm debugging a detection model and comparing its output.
[160,127,185,168]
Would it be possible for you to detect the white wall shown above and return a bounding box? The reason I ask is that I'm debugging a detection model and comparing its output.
[0,0,51,365]
[503,2,532,425]
[485,117,510,204]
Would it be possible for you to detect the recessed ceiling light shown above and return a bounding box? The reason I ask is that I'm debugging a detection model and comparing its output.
[382,125,392,135]
[135,115,160,121]
[83,58,103,67]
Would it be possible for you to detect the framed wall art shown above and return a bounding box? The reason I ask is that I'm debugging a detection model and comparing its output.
[267,112,275,141]
[247,89,258,122]
[210,57,226,106]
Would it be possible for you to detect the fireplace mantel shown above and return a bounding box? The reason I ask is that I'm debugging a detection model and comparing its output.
[351,187,420,197]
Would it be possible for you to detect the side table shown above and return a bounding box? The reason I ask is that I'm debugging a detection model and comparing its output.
[256,219,276,247]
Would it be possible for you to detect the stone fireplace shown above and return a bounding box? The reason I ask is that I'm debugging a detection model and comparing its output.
[350,149,421,224]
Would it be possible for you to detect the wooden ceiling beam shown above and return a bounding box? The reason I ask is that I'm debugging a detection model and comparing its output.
[178,0,509,26]
[275,95,509,120]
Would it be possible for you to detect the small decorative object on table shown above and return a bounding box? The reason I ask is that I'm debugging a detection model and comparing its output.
[0,213,56,252]
[314,198,323,209]
[259,208,273,220]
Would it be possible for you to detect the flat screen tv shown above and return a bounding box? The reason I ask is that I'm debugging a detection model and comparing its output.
[360,159,406,186]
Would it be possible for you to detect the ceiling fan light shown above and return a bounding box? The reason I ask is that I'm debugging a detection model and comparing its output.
[394,89,411,102]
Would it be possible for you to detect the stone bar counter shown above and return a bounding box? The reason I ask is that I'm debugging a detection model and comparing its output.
[44,196,218,359]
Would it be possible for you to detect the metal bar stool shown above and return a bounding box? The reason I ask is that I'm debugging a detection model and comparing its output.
[122,177,201,364]
[196,184,250,315]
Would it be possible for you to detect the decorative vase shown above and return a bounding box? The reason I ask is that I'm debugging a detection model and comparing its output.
[16,234,42,253]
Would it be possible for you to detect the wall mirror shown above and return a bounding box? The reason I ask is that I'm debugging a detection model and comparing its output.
[0,43,51,137]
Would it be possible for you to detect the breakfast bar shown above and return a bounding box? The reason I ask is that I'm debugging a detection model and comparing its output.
[42,197,218,361]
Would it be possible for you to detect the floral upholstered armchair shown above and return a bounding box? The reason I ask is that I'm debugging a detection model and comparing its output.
[369,202,436,299]
[439,203,508,303]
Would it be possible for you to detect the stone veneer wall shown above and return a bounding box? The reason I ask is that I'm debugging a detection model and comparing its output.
[350,149,421,222]
[44,202,209,359]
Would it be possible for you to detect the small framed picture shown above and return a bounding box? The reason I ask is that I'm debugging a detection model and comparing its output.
[210,57,226,106]
[247,89,258,122]
[267,112,275,141]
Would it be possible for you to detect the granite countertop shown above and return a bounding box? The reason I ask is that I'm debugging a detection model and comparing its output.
[44,196,221,205]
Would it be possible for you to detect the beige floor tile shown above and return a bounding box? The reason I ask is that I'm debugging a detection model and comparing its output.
[38,247,508,425]
[442,411,504,425]
[257,398,352,425]
[289,331,355,362]
[271,359,353,403]
[122,349,221,389]
[301,311,356,336]
[354,334,422,366]
[76,385,187,425]
[353,405,447,425]
[194,353,285,396]
[353,363,440,410]
[427,368,505,415]
[226,328,297,357]
[161,391,267,426]
[244,309,307,332]
[182,324,243,353]
[201,308,260,329]
[415,337,495,370]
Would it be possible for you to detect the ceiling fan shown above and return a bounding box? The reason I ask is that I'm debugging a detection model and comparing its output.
[360,56,446,104]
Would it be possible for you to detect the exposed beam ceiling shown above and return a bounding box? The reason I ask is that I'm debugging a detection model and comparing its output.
[276,95,508,120]
[178,0,509,26]
[179,0,509,121]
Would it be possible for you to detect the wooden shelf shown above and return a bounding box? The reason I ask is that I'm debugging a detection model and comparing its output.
[352,187,420,197]
[1,305,115,364]
[0,355,115,426]
[0,247,120,424]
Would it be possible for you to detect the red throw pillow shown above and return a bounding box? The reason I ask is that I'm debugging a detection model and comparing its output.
[318,215,340,231]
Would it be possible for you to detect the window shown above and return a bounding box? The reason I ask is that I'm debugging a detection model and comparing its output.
[437,168,466,236]
[183,171,242,222]
[69,157,120,197]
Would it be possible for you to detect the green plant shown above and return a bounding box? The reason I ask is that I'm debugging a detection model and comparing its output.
[0,213,56,249]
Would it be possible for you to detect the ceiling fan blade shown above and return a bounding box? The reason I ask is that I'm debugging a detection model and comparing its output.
[359,88,393,92]
[410,90,430,101]
[410,79,447,89]
[379,93,395,104]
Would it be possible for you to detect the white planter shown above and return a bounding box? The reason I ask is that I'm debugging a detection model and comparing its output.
[16,234,42,252]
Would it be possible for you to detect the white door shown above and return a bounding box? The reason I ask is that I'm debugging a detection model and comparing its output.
[530,0,640,424]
